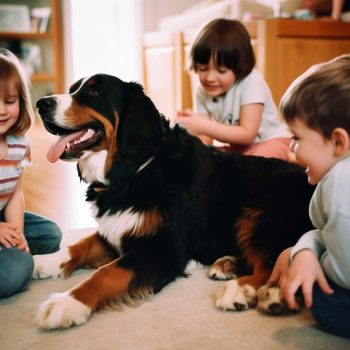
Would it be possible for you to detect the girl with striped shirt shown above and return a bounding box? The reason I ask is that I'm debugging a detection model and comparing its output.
[0,48,62,298]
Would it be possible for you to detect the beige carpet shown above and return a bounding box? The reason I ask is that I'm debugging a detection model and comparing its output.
[0,228,349,350]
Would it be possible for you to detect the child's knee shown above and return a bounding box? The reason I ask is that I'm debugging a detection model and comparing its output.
[311,283,350,339]
[52,223,62,244]
[311,306,350,339]
[45,221,63,252]
[0,247,34,298]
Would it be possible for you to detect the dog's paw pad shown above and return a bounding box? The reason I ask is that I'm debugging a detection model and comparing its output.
[35,292,91,329]
[233,302,246,311]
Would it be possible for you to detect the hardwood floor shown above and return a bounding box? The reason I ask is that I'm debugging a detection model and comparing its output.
[23,120,97,231]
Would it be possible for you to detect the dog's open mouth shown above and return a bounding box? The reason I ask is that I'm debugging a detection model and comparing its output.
[47,127,103,163]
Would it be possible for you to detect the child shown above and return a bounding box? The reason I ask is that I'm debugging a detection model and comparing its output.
[176,19,291,161]
[0,48,62,298]
[269,54,350,339]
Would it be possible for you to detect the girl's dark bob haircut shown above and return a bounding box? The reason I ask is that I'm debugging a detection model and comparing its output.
[189,18,255,81]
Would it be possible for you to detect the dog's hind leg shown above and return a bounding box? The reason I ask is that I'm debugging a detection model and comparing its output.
[33,233,118,279]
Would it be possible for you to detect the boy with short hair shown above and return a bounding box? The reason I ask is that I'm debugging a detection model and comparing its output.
[269,55,350,339]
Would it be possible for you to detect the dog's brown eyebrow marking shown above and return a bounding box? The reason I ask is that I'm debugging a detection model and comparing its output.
[86,78,96,86]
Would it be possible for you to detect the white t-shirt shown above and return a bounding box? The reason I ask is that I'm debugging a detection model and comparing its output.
[291,156,350,289]
[195,69,290,143]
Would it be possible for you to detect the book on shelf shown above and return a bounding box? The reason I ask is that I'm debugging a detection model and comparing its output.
[31,7,51,33]
[0,39,43,76]
[21,42,43,74]
[0,4,31,32]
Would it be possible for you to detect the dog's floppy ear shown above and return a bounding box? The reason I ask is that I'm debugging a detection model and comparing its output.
[117,82,166,156]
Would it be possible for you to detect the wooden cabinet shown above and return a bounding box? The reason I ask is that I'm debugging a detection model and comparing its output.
[253,19,350,105]
[0,0,63,101]
[143,31,192,120]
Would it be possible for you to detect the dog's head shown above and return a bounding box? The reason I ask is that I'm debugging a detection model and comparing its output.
[36,74,168,182]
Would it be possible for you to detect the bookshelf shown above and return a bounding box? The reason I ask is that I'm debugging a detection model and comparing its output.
[0,0,63,101]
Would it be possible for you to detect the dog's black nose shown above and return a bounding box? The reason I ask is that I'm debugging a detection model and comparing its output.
[36,97,57,111]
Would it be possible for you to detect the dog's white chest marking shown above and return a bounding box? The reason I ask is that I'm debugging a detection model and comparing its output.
[96,207,144,251]
[78,150,108,184]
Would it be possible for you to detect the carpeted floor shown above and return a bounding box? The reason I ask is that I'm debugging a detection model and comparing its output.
[1,228,349,350]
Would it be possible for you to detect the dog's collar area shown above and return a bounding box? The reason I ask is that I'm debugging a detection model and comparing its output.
[90,156,155,193]
[137,156,155,173]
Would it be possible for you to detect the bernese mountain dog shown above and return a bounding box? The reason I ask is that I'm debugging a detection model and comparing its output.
[33,74,315,329]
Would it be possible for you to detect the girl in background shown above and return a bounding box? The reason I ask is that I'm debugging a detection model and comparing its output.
[177,19,291,161]
[0,48,62,298]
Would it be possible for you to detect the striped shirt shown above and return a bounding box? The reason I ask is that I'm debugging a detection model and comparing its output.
[0,135,31,211]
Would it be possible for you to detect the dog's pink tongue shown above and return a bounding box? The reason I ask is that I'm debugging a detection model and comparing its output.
[47,130,85,163]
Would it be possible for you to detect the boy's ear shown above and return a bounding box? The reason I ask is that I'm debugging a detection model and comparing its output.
[331,128,350,156]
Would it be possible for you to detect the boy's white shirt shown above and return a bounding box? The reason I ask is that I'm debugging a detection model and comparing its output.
[291,156,350,289]
[195,68,290,142]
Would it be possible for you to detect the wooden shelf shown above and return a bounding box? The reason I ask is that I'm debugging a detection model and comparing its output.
[0,0,63,94]
[30,72,55,82]
[0,32,53,40]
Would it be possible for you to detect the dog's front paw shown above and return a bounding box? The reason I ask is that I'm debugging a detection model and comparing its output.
[257,283,302,315]
[215,280,257,311]
[32,248,70,279]
[208,256,237,280]
[35,292,91,329]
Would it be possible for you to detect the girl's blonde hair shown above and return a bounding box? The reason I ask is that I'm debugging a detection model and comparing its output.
[0,48,34,135]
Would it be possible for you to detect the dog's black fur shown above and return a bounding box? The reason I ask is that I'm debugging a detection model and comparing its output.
[35,74,315,328]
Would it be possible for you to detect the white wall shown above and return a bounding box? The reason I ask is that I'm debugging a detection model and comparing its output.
[63,0,204,89]
[143,0,204,32]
